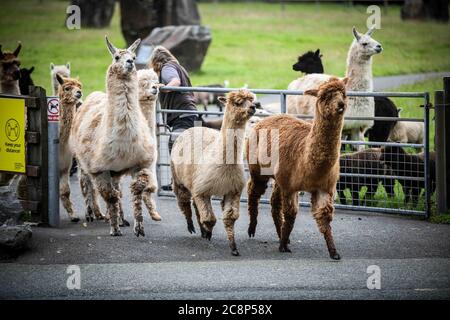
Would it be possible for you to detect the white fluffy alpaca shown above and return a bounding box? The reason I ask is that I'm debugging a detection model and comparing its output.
[287,27,383,150]
[388,108,424,150]
[50,63,70,96]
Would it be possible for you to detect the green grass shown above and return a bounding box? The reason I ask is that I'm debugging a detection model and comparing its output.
[0,1,449,95]
[430,212,450,224]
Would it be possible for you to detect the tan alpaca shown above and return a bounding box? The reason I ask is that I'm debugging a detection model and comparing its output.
[246,78,348,260]
[56,74,85,222]
[70,37,158,237]
[171,90,257,256]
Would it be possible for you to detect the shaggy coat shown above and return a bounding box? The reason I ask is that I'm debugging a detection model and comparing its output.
[246,78,348,259]
[71,37,158,237]
[292,49,324,74]
[171,89,257,256]
[57,74,83,222]
[337,148,394,206]
[380,146,436,204]
[286,27,382,150]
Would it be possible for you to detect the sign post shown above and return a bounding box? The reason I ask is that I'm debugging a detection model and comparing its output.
[47,96,60,227]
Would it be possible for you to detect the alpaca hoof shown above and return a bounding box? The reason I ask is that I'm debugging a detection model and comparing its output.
[150,211,162,221]
[200,227,207,238]
[70,217,80,223]
[187,221,196,234]
[279,245,291,253]
[231,249,240,256]
[85,216,94,222]
[330,252,341,260]
[134,223,145,237]
[248,225,256,238]
[204,231,212,241]
[110,228,122,236]
[120,219,130,227]
[95,214,105,221]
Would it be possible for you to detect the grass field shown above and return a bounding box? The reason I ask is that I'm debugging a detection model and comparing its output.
[0,0,449,94]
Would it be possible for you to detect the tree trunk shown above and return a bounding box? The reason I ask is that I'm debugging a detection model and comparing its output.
[402,0,449,22]
[71,0,115,28]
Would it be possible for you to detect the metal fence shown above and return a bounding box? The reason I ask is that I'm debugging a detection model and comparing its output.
[156,86,431,217]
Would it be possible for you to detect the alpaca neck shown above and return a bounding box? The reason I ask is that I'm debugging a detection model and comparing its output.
[345,43,373,91]
[1,80,20,95]
[218,112,247,165]
[139,98,157,138]
[59,98,76,146]
[105,68,139,135]
[306,109,344,169]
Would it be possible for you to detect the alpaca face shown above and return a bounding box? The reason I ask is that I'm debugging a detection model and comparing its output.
[137,69,159,101]
[51,63,71,81]
[105,36,141,77]
[305,78,348,119]
[219,90,257,125]
[293,49,324,74]
[352,27,383,59]
[57,74,82,105]
[0,43,22,82]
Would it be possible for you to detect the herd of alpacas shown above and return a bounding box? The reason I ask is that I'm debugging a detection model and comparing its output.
[0,26,432,259]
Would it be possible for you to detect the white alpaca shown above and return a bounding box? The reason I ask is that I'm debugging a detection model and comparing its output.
[171,90,257,256]
[388,109,424,150]
[287,27,382,150]
[70,37,158,237]
[50,63,70,96]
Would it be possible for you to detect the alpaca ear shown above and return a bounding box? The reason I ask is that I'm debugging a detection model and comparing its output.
[29,66,35,74]
[397,108,402,115]
[66,62,70,70]
[342,77,349,86]
[56,73,64,86]
[366,26,376,36]
[315,49,320,56]
[13,42,21,57]
[128,38,141,53]
[218,96,227,104]
[352,26,361,41]
[105,36,117,56]
[50,63,55,70]
[0,45,4,60]
[304,89,319,97]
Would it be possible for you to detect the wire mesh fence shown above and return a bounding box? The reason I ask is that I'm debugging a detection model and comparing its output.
[156,86,432,217]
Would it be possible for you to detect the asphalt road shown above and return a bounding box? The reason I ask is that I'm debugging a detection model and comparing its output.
[1,175,450,300]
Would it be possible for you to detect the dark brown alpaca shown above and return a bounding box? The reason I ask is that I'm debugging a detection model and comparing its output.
[246,77,348,260]
[0,42,21,95]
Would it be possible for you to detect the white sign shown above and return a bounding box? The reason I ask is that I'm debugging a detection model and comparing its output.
[47,97,60,122]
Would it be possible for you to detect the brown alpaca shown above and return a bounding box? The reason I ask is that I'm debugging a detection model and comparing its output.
[56,74,84,222]
[171,90,257,256]
[0,43,22,187]
[246,77,348,260]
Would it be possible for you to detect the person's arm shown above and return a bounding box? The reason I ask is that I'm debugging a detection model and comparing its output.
[160,65,181,92]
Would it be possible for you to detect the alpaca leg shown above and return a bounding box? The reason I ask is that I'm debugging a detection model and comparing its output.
[270,182,283,240]
[192,195,216,240]
[79,169,104,222]
[94,171,121,236]
[173,182,195,234]
[112,175,129,227]
[279,192,299,253]
[130,168,153,237]
[311,191,340,260]
[222,192,241,256]
[60,171,79,222]
[247,176,269,237]
[142,166,161,221]
[193,201,206,238]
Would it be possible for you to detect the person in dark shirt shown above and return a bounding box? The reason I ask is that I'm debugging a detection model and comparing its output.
[149,46,198,152]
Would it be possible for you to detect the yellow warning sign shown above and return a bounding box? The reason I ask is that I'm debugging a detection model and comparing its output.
[0,98,26,173]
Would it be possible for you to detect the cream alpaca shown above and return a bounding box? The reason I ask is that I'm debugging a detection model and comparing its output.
[171,90,257,256]
[287,27,382,150]
[70,37,158,237]
[56,74,84,222]
[50,63,70,96]
[388,109,424,150]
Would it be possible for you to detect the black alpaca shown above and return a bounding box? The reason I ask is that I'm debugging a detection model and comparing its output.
[292,49,324,74]
[19,66,34,95]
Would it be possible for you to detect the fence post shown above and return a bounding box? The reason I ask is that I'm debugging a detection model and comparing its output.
[444,77,450,211]
[47,96,60,227]
[25,86,49,224]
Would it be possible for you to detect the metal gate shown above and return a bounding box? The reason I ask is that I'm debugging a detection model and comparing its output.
[156,86,432,217]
